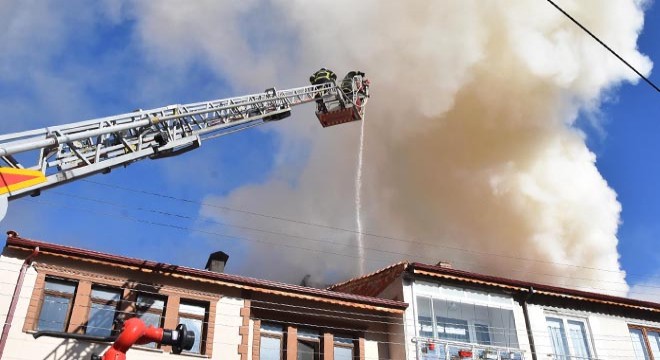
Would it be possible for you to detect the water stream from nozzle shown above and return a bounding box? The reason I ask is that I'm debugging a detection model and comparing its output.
[355,115,366,275]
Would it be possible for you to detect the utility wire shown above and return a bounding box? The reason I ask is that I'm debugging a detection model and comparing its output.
[77,180,660,280]
[545,0,659,93]
[19,195,660,296]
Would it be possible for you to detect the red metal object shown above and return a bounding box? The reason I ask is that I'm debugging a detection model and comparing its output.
[316,107,362,128]
[458,349,473,358]
[428,342,435,351]
[102,318,164,360]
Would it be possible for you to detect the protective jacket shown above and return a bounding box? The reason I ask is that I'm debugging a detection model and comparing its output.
[309,68,337,84]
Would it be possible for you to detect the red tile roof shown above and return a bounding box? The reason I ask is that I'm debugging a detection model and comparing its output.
[330,260,660,313]
[4,232,407,313]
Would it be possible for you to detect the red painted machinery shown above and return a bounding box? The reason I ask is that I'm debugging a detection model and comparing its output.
[33,317,195,360]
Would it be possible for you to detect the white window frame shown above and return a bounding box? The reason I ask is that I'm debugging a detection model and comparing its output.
[412,280,519,348]
[544,314,596,360]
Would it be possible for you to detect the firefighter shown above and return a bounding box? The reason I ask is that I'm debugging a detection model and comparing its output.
[309,68,337,85]
[309,68,337,112]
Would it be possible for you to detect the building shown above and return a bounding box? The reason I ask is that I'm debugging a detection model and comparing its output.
[0,231,407,360]
[329,261,660,360]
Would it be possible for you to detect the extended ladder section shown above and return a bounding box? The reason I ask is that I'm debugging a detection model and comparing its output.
[0,77,369,204]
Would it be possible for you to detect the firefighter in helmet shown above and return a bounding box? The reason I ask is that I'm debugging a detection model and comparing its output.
[309,68,337,85]
[310,68,337,112]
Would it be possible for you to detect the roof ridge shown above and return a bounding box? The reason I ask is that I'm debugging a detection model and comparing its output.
[328,261,409,290]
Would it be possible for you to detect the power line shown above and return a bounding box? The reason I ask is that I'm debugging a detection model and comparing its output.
[16,193,660,296]
[78,180,660,281]
[20,195,660,296]
[545,0,659,92]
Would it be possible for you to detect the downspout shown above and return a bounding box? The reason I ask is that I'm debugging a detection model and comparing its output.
[521,286,538,360]
[0,239,40,359]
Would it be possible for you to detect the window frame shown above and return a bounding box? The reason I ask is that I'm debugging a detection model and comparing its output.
[296,332,321,360]
[256,323,361,360]
[545,315,595,360]
[414,293,519,348]
[178,299,209,355]
[36,277,78,332]
[85,285,123,337]
[629,324,660,360]
[134,292,167,349]
[333,335,356,360]
[260,332,285,360]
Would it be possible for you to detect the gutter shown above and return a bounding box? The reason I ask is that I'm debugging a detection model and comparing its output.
[520,287,538,360]
[0,231,39,359]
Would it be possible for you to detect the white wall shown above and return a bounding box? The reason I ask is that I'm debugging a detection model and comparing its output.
[364,339,379,360]
[213,296,244,360]
[526,304,659,360]
[402,278,418,360]
[588,315,636,359]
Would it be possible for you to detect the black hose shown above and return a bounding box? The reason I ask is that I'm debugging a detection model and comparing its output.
[33,331,116,342]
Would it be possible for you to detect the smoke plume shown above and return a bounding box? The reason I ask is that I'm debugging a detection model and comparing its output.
[133,0,652,295]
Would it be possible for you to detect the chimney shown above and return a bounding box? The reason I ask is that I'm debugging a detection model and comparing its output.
[436,261,452,269]
[205,251,229,273]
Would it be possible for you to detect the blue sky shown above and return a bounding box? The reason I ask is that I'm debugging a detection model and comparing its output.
[0,1,658,299]
[590,2,660,297]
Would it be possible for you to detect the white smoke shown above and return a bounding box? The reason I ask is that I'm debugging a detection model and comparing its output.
[130,0,652,295]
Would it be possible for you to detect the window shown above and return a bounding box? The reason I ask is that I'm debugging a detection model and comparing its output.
[629,326,660,360]
[415,294,519,348]
[258,324,358,360]
[37,277,78,331]
[178,301,208,354]
[260,323,284,360]
[297,328,320,360]
[546,317,593,360]
[86,286,122,337]
[334,335,355,360]
[136,293,166,348]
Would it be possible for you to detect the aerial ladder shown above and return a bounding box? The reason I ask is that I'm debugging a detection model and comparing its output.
[0,71,370,221]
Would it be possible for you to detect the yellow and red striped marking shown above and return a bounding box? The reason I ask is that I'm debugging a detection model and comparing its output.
[0,167,46,195]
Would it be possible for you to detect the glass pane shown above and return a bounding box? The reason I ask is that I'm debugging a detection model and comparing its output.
[629,328,651,360]
[566,320,591,359]
[261,323,284,333]
[297,340,319,360]
[334,335,354,344]
[297,328,320,339]
[37,295,70,331]
[44,279,76,294]
[433,299,469,343]
[91,287,121,302]
[137,294,165,310]
[179,302,206,316]
[334,346,353,360]
[546,317,569,359]
[649,331,660,359]
[179,317,203,354]
[138,311,163,348]
[475,323,491,345]
[86,303,116,337]
[260,336,282,360]
[488,306,519,348]
[436,316,469,342]
[416,297,434,338]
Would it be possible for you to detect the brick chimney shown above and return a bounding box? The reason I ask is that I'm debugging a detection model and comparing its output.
[205,251,229,273]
